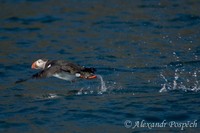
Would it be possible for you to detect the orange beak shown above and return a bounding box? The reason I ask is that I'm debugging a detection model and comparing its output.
[31,62,37,69]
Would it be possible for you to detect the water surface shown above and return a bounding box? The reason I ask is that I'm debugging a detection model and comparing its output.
[0,0,200,132]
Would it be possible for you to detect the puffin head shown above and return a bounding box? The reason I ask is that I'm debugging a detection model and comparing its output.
[31,59,48,70]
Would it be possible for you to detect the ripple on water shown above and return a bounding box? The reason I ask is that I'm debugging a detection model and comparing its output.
[165,113,190,121]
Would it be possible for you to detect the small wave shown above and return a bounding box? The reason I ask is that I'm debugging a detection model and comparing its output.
[38,93,60,100]
[167,60,200,68]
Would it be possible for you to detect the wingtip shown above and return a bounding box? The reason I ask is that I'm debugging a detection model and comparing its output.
[15,79,26,84]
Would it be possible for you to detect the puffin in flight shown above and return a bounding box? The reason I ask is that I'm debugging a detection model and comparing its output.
[15,59,97,83]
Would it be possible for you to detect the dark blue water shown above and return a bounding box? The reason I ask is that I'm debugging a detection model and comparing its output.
[0,0,200,132]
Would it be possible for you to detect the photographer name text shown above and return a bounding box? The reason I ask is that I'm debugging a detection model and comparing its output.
[124,120,198,130]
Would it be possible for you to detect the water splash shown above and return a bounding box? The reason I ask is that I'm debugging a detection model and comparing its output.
[159,84,167,93]
[77,88,84,95]
[159,52,200,93]
[76,88,94,95]
[159,67,200,93]
[173,69,179,90]
[97,75,107,94]
[75,75,107,95]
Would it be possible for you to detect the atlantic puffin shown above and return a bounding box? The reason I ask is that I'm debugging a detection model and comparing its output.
[15,59,97,84]
[32,58,97,80]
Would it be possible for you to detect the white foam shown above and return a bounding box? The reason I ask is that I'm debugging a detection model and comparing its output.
[77,88,84,95]
[48,93,59,99]
[74,75,108,95]
[38,93,59,100]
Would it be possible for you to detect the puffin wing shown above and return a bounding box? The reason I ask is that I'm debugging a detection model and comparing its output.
[32,65,61,79]
[15,65,60,84]
[60,62,96,79]
[60,63,82,74]
[15,65,68,84]
[58,61,95,74]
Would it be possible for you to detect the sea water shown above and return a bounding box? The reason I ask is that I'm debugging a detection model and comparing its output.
[0,0,200,132]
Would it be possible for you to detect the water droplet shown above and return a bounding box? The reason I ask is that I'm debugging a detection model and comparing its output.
[159,84,167,93]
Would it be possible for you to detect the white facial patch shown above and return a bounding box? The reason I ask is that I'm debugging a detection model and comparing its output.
[35,59,47,69]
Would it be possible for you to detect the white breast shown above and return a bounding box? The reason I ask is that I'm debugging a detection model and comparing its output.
[53,72,76,81]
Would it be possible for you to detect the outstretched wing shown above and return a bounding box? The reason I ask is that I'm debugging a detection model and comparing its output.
[32,65,61,79]
[15,65,62,84]
[15,78,31,84]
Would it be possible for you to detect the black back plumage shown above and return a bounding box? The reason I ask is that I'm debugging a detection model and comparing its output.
[45,60,96,74]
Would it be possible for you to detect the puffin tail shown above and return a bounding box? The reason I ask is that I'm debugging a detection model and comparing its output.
[82,67,96,73]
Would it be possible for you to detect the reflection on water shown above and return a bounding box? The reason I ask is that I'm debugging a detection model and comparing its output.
[0,0,200,132]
